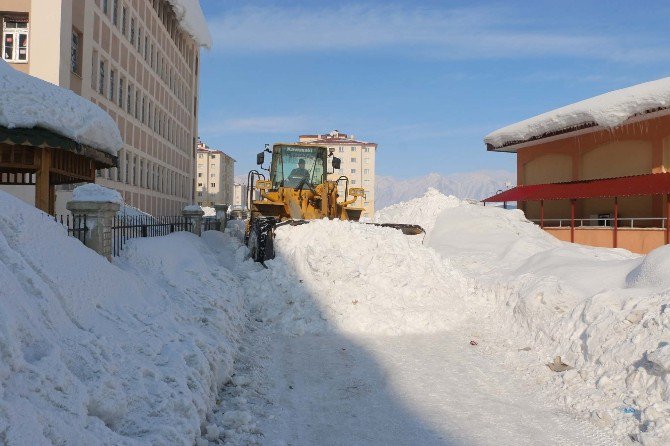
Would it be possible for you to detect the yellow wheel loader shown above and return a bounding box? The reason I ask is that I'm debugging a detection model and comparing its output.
[245,143,424,263]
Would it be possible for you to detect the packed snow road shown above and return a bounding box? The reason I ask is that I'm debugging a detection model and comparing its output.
[201,219,618,445]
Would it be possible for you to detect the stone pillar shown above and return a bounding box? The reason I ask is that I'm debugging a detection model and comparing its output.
[213,204,229,232]
[66,200,120,261]
[182,206,205,236]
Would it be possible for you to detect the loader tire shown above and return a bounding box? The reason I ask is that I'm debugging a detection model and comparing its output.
[248,217,276,263]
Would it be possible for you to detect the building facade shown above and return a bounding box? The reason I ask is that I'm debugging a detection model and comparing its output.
[1,0,206,216]
[195,141,234,207]
[484,78,670,253]
[299,130,377,217]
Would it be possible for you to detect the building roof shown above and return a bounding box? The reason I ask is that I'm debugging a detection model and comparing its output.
[303,138,377,147]
[485,77,670,152]
[197,146,235,161]
[483,172,670,202]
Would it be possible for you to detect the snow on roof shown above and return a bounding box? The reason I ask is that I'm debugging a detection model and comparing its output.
[0,60,122,156]
[484,77,670,150]
[166,0,212,48]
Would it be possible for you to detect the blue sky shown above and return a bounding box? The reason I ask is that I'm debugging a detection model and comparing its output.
[197,0,670,179]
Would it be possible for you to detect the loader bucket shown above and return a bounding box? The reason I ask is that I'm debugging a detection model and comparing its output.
[368,223,425,236]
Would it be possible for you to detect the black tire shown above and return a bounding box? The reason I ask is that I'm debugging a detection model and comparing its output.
[248,217,276,263]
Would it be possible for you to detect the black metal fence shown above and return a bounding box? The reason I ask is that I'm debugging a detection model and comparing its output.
[55,214,87,244]
[112,215,192,257]
[203,217,221,232]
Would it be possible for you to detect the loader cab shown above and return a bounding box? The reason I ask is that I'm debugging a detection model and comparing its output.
[270,144,328,189]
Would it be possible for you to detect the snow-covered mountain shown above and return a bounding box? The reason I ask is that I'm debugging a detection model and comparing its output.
[375,170,514,209]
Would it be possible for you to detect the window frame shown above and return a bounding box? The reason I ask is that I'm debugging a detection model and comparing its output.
[3,18,29,64]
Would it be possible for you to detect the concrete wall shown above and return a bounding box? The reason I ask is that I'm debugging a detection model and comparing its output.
[544,227,667,254]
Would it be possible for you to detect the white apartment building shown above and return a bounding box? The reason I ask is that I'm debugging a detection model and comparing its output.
[0,0,210,216]
[299,130,378,216]
[196,141,234,207]
[233,183,246,208]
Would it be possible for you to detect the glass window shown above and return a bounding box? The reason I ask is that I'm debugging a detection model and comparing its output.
[351,169,356,174]
[364,147,370,153]
[338,147,344,153]
[364,158,370,164]
[118,78,124,108]
[103,0,108,14]
[112,0,118,26]
[70,31,79,73]
[364,168,370,174]
[351,147,356,151]
[98,60,105,94]
[121,6,127,35]
[127,84,132,113]
[351,157,356,162]
[3,18,29,63]
[109,69,115,101]
[198,182,203,187]
[198,172,203,177]
[130,17,135,44]
[271,145,326,188]
[211,183,216,187]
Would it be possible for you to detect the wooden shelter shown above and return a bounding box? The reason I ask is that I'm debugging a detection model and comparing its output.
[0,125,117,214]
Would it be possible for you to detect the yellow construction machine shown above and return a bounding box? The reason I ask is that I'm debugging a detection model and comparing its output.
[245,143,424,263]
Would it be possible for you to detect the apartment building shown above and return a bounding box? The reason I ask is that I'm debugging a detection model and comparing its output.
[299,130,378,216]
[0,0,210,215]
[195,141,235,207]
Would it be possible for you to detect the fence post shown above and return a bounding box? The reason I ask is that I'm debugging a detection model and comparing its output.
[182,205,205,236]
[213,204,229,232]
[66,200,120,261]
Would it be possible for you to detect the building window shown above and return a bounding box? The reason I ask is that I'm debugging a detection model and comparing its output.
[351,157,356,162]
[118,78,124,108]
[351,147,356,151]
[130,17,135,44]
[210,173,215,177]
[98,60,105,94]
[198,172,203,177]
[127,84,132,114]
[351,180,357,185]
[351,169,356,174]
[137,27,142,52]
[198,153,203,158]
[3,17,29,63]
[112,0,118,26]
[211,183,216,187]
[70,29,82,75]
[102,0,108,14]
[109,69,115,101]
[210,163,215,168]
[197,192,203,197]
[141,96,145,123]
[121,6,127,35]
[364,158,370,164]
[364,168,370,174]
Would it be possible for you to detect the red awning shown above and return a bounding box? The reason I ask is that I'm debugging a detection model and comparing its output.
[483,172,670,202]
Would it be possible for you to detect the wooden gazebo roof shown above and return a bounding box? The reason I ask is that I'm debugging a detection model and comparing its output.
[0,125,118,214]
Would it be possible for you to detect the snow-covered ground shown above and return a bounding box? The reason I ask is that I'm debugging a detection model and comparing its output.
[2,186,669,445]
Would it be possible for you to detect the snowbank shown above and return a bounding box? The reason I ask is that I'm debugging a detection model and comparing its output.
[485,76,670,149]
[0,191,245,445]
[374,188,462,234]
[71,183,123,204]
[416,192,669,445]
[247,218,470,335]
[166,0,212,48]
[0,60,122,156]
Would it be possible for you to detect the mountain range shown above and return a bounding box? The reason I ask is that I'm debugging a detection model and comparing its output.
[375,170,515,209]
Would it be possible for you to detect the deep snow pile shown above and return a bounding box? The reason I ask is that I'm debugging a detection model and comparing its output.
[72,183,123,203]
[245,218,471,336]
[374,187,462,234]
[485,76,670,149]
[0,60,122,156]
[402,192,670,445]
[0,191,245,445]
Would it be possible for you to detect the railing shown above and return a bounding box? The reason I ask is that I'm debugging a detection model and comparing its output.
[202,216,221,232]
[112,215,192,257]
[530,217,668,228]
[54,214,87,244]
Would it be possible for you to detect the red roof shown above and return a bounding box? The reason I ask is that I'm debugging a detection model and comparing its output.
[483,172,670,202]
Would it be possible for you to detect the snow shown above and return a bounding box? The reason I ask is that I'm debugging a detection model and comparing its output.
[71,183,123,204]
[0,190,245,445]
[166,0,212,48]
[374,188,462,233]
[202,206,217,217]
[485,76,670,149]
[184,204,204,212]
[0,60,122,156]
[5,178,670,444]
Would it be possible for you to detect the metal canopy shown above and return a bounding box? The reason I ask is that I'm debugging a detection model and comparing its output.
[483,172,670,202]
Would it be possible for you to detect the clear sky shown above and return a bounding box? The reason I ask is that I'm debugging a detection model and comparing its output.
[197,0,670,179]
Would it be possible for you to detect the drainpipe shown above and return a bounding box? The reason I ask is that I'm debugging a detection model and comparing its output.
[613,196,618,249]
[570,199,575,243]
